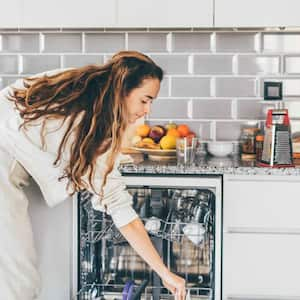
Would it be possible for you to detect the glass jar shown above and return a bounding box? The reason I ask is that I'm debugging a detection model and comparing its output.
[240,127,260,154]
[255,134,264,162]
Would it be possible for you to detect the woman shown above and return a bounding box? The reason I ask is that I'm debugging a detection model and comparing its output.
[0,51,186,299]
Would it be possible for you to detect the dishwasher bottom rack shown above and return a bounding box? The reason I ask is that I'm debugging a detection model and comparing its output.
[75,284,213,300]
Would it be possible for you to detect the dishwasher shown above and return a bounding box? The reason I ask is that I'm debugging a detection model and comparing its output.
[75,174,222,300]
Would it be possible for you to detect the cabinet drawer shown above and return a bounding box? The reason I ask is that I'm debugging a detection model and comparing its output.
[224,177,300,232]
[223,233,300,297]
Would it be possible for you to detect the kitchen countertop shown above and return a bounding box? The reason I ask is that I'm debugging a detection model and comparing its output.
[119,156,300,176]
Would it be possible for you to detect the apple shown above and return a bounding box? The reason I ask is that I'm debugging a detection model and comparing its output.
[186,131,196,139]
[186,131,197,146]
[149,125,166,143]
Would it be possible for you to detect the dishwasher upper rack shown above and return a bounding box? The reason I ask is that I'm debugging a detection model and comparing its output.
[80,215,210,246]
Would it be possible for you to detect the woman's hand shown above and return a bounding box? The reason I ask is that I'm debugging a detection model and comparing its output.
[162,270,186,300]
[119,219,186,299]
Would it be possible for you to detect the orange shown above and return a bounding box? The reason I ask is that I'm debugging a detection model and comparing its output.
[177,124,190,137]
[136,124,151,137]
[160,135,177,150]
[166,128,181,138]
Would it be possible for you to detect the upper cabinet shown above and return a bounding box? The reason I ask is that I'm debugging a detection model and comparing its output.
[117,0,213,27]
[21,0,117,28]
[215,0,300,27]
[0,0,22,28]
[1,0,299,29]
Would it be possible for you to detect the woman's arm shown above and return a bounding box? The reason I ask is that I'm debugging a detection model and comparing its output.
[119,217,186,300]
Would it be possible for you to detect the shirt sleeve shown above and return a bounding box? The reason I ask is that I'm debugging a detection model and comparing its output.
[90,152,138,228]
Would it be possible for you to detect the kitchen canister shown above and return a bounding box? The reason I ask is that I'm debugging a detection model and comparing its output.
[240,127,260,156]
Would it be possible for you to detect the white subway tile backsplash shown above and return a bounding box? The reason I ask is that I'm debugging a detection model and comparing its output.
[172,33,211,52]
[2,29,300,141]
[43,33,82,53]
[1,34,40,53]
[283,79,300,96]
[0,55,18,74]
[236,99,269,120]
[63,55,104,68]
[150,55,188,74]
[216,33,258,53]
[216,121,244,140]
[128,33,167,52]
[149,99,188,119]
[284,101,300,119]
[192,99,232,119]
[0,76,25,89]
[284,56,300,74]
[85,33,125,53]
[216,78,257,97]
[194,55,233,74]
[171,77,210,97]
[291,121,300,134]
[22,55,61,74]
[263,33,300,53]
[238,55,280,75]
[159,78,169,97]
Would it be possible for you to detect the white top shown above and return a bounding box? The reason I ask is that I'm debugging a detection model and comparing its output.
[0,70,138,228]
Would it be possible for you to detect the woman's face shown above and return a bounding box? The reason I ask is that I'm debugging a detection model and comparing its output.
[124,78,160,124]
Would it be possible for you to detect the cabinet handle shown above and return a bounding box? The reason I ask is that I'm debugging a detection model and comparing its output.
[226,227,300,235]
[226,178,299,183]
[227,296,300,300]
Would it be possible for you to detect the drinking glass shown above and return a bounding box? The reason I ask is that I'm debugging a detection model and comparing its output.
[176,137,199,167]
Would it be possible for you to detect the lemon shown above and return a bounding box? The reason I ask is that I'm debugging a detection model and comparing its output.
[142,137,155,144]
[160,135,177,150]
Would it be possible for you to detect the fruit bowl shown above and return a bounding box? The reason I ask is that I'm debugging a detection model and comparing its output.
[131,147,176,161]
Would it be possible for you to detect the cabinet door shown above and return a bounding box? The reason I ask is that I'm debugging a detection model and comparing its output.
[215,0,300,27]
[223,233,300,298]
[0,0,22,27]
[224,176,300,232]
[117,0,213,27]
[22,0,117,28]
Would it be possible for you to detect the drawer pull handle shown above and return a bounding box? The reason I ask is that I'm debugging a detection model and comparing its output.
[227,296,300,300]
[226,227,300,235]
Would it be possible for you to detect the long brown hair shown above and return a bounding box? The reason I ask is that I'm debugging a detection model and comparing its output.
[10,51,163,197]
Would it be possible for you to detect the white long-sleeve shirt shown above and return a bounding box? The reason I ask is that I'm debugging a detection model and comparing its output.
[0,71,138,228]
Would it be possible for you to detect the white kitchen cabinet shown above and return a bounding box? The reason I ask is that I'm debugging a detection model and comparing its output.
[117,0,213,28]
[21,0,117,28]
[223,233,300,297]
[223,174,300,299]
[215,0,300,28]
[0,0,22,28]
[223,175,300,232]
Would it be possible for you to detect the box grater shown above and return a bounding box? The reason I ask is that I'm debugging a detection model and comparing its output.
[259,109,294,168]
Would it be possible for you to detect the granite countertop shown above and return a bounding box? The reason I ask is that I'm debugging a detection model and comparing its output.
[119,155,300,176]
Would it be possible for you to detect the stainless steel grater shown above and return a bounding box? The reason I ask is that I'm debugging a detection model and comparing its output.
[259,109,294,168]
